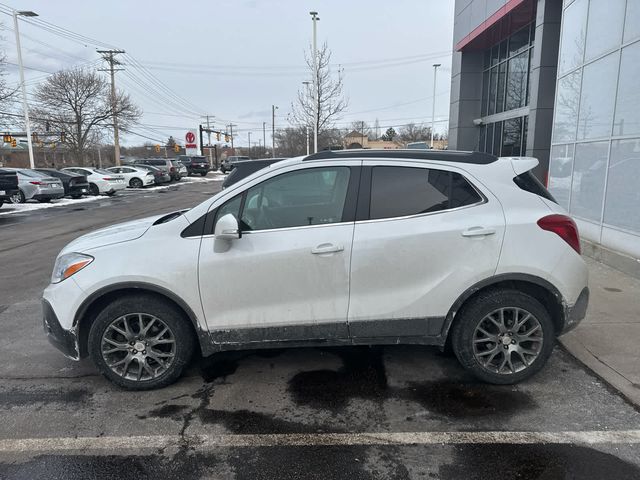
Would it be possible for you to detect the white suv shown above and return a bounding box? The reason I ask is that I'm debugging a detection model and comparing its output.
[43,150,589,390]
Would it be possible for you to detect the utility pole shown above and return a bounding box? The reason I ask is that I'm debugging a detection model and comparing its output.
[97,146,102,168]
[13,10,38,169]
[310,11,320,153]
[431,63,441,149]
[262,122,266,157]
[98,49,125,165]
[247,131,252,157]
[203,115,214,165]
[271,105,278,158]
[306,126,310,155]
[303,81,311,156]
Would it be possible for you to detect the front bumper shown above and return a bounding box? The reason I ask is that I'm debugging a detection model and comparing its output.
[561,287,590,334]
[42,299,80,360]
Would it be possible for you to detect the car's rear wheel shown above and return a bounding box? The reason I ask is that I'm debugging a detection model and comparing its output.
[88,294,195,390]
[130,178,143,188]
[451,289,555,384]
[37,198,52,203]
[10,190,25,204]
[200,172,207,176]
[89,183,100,196]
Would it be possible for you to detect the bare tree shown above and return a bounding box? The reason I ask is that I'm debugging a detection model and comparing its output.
[399,122,431,142]
[31,68,141,165]
[290,42,348,148]
[0,33,18,128]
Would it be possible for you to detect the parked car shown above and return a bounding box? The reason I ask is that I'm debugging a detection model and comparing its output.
[106,166,155,188]
[177,155,210,176]
[43,149,589,390]
[4,168,64,203]
[133,164,171,185]
[61,167,126,196]
[135,159,181,181]
[221,158,285,189]
[172,160,188,179]
[34,168,89,199]
[220,155,250,174]
[0,168,19,208]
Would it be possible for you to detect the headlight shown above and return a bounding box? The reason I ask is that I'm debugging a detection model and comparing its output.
[51,252,94,284]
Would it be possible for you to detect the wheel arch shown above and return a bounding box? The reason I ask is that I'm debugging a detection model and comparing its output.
[74,282,211,358]
[442,273,567,344]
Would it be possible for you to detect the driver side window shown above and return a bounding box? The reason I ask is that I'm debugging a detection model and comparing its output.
[240,167,351,231]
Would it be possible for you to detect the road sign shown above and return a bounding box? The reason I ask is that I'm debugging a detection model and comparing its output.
[185,130,198,155]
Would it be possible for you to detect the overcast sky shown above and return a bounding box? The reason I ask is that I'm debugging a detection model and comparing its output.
[1,0,454,147]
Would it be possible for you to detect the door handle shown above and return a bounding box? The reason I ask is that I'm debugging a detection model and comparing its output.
[462,227,496,237]
[311,243,344,254]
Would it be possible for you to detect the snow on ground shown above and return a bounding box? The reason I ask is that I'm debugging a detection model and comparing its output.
[0,173,225,217]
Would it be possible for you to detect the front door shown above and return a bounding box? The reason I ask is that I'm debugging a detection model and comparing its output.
[198,164,359,346]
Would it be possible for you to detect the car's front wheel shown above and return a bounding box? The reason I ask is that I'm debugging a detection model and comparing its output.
[451,289,555,384]
[130,178,143,188]
[88,294,195,390]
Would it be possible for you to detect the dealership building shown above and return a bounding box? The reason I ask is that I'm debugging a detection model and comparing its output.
[449,0,640,266]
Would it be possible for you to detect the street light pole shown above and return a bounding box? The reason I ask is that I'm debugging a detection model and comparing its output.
[272,105,278,158]
[13,10,38,169]
[310,11,320,153]
[431,63,441,149]
[248,131,252,157]
[262,122,266,158]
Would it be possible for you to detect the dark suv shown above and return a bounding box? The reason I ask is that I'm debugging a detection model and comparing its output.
[135,158,181,181]
[177,155,210,176]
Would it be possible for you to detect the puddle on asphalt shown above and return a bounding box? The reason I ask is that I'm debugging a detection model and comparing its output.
[136,404,188,421]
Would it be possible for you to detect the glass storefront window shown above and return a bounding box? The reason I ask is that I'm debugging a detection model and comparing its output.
[570,142,608,222]
[478,116,528,157]
[506,50,529,110]
[577,52,618,140]
[509,25,530,56]
[614,42,640,137]
[496,62,507,113]
[548,144,575,211]
[558,0,587,76]
[553,70,582,143]
[604,139,640,233]
[502,117,523,156]
[584,0,625,61]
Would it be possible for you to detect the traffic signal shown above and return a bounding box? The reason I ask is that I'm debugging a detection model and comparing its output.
[3,135,12,143]
[155,144,161,153]
[216,132,221,141]
[60,131,66,143]
[11,138,17,148]
[174,144,180,153]
[225,134,230,142]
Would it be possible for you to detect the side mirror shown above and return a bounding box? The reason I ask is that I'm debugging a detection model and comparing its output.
[214,213,240,240]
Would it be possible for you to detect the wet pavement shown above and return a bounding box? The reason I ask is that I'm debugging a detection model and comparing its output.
[1,177,640,479]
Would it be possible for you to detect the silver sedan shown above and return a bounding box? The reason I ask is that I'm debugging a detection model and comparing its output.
[6,168,65,203]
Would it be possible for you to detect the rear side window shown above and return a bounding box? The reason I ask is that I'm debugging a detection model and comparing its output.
[514,171,557,203]
[369,167,483,220]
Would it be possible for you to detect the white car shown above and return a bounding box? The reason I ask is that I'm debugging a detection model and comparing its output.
[43,150,589,390]
[106,166,155,188]
[62,167,126,196]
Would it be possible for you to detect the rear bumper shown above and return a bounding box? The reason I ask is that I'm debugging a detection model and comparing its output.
[69,184,89,196]
[561,287,590,334]
[32,192,64,201]
[190,166,209,174]
[42,299,80,360]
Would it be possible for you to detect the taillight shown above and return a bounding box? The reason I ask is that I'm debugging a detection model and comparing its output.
[170,167,175,172]
[103,177,115,181]
[537,214,581,254]
[29,181,43,185]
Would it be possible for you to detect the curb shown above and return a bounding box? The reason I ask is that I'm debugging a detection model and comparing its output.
[560,335,640,409]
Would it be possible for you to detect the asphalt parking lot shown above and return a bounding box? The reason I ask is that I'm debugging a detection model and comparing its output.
[1,175,639,479]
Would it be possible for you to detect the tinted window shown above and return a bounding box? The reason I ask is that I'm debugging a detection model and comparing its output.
[514,171,557,204]
[369,167,482,220]
[150,160,165,166]
[215,194,243,225]
[241,167,350,231]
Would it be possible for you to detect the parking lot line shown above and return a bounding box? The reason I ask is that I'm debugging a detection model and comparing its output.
[2,430,640,453]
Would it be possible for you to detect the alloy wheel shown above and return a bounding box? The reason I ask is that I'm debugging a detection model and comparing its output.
[100,313,176,382]
[472,307,543,374]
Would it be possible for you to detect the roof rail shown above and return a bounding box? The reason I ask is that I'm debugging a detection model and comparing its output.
[303,149,498,165]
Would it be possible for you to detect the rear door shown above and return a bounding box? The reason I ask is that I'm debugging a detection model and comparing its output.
[347,161,505,342]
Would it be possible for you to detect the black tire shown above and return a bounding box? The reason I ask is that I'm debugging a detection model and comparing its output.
[88,294,195,390]
[71,195,82,199]
[89,183,100,196]
[0,200,3,208]
[130,177,143,189]
[105,191,116,196]
[37,198,52,203]
[200,172,207,176]
[451,289,555,385]
[10,190,25,204]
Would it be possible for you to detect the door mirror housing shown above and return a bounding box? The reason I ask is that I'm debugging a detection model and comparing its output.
[214,213,240,240]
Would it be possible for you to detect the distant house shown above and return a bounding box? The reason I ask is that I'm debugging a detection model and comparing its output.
[342,130,403,150]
